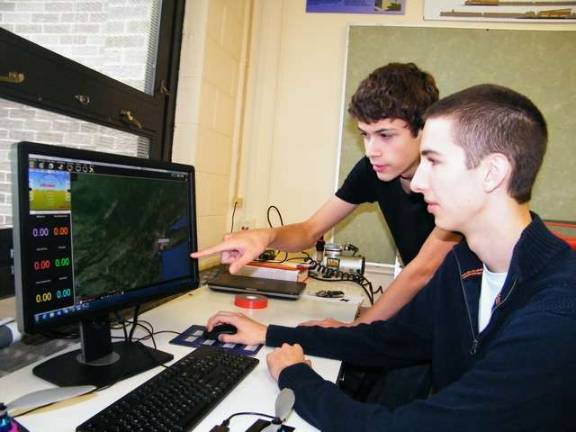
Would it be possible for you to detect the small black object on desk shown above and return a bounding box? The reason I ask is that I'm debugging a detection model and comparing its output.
[203,323,238,340]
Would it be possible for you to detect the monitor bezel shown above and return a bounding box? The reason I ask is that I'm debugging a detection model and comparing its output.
[12,141,200,334]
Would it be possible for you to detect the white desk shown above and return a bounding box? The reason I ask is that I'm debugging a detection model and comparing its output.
[1,283,359,431]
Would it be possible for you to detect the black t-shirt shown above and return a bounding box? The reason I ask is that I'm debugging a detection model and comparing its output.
[335,157,435,265]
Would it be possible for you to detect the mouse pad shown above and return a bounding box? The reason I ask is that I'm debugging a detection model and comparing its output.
[169,324,263,356]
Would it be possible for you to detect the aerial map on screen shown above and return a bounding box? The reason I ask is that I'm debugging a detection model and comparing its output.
[70,174,190,298]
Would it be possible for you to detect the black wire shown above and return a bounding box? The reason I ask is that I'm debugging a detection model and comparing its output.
[256,250,289,264]
[128,305,141,342]
[123,318,157,348]
[277,251,289,263]
[218,411,276,428]
[111,317,155,344]
[134,319,154,335]
[226,411,275,422]
[230,200,239,232]
[127,323,178,370]
[114,311,128,341]
[135,323,157,349]
[266,205,284,227]
[303,255,375,305]
[137,330,182,340]
[285,256,309,262]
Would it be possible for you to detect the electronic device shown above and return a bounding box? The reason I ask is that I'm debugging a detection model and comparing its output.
[75,346,258,432]
[321,242,365,275]
[304,253,380,305]
[213,388,296,432]
[208,273,306,300]
[203,323,238,340]
[11,141,199,387]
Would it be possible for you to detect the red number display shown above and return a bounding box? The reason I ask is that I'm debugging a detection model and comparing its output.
[53,226,69,236]
[33,260,51,271]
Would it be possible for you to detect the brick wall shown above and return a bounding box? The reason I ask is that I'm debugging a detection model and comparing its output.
[0,0,160,226]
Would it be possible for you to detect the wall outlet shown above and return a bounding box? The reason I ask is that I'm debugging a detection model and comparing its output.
[238,219,254,231]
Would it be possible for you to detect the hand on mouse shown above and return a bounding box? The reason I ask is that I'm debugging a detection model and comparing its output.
[206,311,267,345]
[203,323,237,340]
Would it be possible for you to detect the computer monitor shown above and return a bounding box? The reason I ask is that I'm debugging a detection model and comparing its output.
[11,141,199,388]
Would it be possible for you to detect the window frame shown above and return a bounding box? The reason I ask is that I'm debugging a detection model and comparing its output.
[0,0,185,161]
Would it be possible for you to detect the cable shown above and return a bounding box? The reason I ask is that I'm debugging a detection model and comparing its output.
[266,205,284,227]
[136,330,182,340]
[230,200,239,232]
[254,250,289,264]
[210,411,276,432]
[302,252,376,305]
[136,323,157,349]
[113,311,128,341]
[285,256,309,262]
[128,305,141,342]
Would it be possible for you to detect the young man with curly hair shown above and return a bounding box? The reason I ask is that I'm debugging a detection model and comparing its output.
[193,63,460,327]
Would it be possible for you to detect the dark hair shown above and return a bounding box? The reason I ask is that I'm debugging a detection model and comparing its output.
[425,84,547,203]
[348,63,439,136]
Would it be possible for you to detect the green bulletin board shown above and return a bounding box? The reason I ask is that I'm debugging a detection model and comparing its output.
[335,26,576,264]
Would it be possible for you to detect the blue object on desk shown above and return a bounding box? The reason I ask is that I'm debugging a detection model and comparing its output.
[0,411,29,432]
[170,325,263,356]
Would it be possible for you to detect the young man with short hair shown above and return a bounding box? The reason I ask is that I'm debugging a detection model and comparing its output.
[207,84,576,430]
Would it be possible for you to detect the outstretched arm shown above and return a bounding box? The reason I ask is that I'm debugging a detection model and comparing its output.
[191,197,357,273]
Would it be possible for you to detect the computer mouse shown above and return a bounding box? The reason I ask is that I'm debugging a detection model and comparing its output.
[203,323,238,340]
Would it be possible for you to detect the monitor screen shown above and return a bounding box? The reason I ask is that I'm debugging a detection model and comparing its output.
[11,141,199,387]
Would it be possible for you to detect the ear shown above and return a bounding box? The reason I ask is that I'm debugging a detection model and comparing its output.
[481,153,511,193]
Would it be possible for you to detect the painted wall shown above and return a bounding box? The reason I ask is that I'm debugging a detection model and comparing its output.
[175,0,574,268]
[339,26,576,263]
[173,0,251,269]
[235,0,574,264]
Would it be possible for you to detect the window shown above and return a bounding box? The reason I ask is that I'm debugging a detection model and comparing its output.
[0,0,185,226]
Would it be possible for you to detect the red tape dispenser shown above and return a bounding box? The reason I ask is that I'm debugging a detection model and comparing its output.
[234,294,268,309]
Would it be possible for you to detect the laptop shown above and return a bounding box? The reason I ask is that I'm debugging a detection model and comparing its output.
[207,273,306,300]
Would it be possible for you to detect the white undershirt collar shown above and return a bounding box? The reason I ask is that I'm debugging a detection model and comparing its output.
[478,264,508,332]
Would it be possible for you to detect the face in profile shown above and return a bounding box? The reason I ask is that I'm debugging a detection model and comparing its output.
[358,118,421,182]
[410,117,485,234]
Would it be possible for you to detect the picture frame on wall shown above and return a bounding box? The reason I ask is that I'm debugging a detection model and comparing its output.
[306,0,406,15]
[424,1,576,23]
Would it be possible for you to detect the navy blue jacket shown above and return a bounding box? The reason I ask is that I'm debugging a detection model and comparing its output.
[267,215,576,431]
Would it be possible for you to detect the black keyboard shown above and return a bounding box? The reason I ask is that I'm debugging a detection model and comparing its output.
[76,346,259,432]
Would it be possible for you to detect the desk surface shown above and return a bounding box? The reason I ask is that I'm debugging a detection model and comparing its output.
[1,282,359,431]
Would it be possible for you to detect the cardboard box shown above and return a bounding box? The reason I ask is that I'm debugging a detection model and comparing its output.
[236,261,309,282]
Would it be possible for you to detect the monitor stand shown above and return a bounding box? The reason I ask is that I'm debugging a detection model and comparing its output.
[32,315,173,388]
